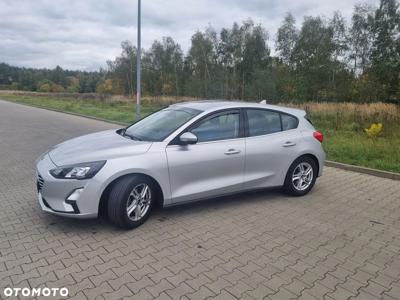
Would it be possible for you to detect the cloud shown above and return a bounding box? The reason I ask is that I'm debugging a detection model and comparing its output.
[0,0,378,70]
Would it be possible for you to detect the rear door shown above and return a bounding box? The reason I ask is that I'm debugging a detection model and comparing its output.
[244,109,301,188]
[166,110,246,203]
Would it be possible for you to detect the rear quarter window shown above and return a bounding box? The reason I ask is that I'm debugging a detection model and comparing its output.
[281,114,299,130]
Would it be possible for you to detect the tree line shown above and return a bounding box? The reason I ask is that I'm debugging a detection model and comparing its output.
[0,64,102,93]
[1,0,399,103]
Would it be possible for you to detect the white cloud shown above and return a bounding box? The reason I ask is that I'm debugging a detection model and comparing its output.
[0,0,379,70]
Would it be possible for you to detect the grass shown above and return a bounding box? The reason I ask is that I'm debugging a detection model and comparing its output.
[287,102,400,173]
[0,94,161,124]
[1,92,399,173]
[322,131,398,172]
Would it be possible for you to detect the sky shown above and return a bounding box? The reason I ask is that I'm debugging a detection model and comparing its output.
[0,0,378,71]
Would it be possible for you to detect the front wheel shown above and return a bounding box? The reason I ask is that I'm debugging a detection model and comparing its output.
[283,157,317,196]
[108,175,155,229]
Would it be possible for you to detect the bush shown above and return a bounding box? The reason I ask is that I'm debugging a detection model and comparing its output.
[38,83,51,92]
[365,123,383,138]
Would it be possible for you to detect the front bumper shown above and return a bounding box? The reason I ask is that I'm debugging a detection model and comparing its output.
[35,153,99,219]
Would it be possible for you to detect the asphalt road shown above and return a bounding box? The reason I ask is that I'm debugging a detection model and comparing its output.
[0,99,399,300]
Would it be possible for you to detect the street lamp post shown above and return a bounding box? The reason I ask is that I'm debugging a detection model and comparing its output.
[136,0,141,120]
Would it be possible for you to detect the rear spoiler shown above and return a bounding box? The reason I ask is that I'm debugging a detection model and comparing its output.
[259,100,306,118]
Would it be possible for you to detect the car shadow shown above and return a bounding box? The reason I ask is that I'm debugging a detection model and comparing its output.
[155,187,283,216]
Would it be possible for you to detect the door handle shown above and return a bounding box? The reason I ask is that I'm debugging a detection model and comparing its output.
[224,149,241,155]
[282,141,296,147]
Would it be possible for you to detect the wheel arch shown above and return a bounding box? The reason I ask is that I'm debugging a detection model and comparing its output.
[293,153,320,177]
[98,173,165,217]
[283,153,320,196]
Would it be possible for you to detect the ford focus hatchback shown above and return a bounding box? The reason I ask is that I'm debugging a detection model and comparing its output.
[36,101,325,229]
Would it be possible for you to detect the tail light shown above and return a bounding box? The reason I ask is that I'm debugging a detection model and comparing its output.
[313,131,324,143]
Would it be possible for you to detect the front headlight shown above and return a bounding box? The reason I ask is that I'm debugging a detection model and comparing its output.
[50,161,106,180]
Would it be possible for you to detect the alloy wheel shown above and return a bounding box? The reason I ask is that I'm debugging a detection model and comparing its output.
[292,162,313,191]
[126,183,152,221]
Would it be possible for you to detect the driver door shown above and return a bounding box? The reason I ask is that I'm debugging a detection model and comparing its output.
[166,110,245,204]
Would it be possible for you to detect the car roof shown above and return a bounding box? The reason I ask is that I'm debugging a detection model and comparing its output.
[169,100,305,117]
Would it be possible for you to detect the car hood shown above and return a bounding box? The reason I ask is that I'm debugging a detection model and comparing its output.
[48,130,152,166]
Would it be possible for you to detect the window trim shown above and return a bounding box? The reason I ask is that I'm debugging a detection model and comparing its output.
[304,115,313,125]
[169,108,244,145]
[244,108,299,138]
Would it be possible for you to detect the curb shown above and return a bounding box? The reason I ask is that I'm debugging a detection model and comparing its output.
[325,160,400,181]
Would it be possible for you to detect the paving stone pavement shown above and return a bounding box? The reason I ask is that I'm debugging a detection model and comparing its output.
[0,99,399,300]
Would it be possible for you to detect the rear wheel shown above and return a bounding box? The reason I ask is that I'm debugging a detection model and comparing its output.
[284,156,317,196]
[108,175,155,229]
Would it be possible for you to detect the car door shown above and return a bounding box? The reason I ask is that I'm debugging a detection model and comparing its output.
[244,108,301,189]
[166,109,245,204]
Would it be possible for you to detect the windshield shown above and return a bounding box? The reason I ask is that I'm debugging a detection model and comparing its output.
[124,108,201,142]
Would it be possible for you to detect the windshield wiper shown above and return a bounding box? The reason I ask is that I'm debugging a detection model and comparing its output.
[117,128,144,141]
[123,131,142,141]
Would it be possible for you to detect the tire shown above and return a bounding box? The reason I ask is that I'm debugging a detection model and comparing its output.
[283,156,317,196]
[107,175,155,229]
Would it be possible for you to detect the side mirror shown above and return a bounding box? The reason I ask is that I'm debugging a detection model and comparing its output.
[179,132,198,145]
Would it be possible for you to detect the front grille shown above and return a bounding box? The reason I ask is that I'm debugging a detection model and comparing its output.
[37,174,44,192]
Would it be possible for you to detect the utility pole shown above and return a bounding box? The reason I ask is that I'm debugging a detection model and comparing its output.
[136,0,141,120]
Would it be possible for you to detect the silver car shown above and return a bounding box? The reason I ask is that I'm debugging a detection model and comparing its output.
[36,101,325,229]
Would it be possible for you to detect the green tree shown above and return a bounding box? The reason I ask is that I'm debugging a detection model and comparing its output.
[185,31,216,98]
[147,37,184,96]
[275,13,298,101]
[66,76,80,93]
[291,17,336,101]
[276,13,298,67]
[349,4,375,73]
[370,0,400,101]
[107,41,137,95]
[241,21,273,100]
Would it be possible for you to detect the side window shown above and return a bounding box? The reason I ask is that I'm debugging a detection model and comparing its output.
[281,114,298,131]
[246,109,281,137]
[191,111,240,142]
